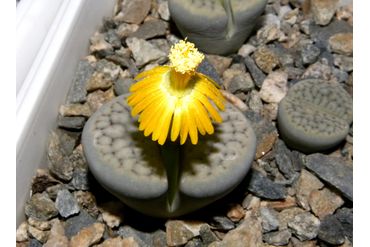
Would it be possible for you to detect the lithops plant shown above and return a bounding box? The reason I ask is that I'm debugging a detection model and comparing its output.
[82,40,257,217]
[82,94,256,217]
[277,79,353,153]
[168,0,268,55]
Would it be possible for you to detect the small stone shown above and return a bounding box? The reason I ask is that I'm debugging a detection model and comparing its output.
[47,131,74,181]
[278,207,305,231]
[69,222,105,247]
[126,37,167,68]
[104,30,121,49]
[306,153,353,201]
[90,33,114,57]
[247,89,264,114]
[43,219,69,247]
[309,187,344,220]
[58,116,85,130]
[263,229,291,246]
[116,23,137,39]
[261,103,278,122]
[222,68,243,89]
[247,168,288,200]
[98,200,125,228]
[196,56,222,85]
[329,32,353,56]
[70,169,91,191]
[59,104,94,118]
[28,225,50,243]
[242,194,261,210]
[226,203,245,222]
[208,210,263,247]
[283,66,304,79]
[288,212,321,241]
[98,236,139,247]
[16,221,29,242]
[273,139,296,179]
[310,0,339,26]
[129,19,166,40]
[158,1,170,21]
[253,46,280,73]
[244,56,266,88]
[67,59,95,104]
[301,58,332,80]
[166,220,194,246]
[256,24,286,44]
[69,145,88,171]
[73,190,99,218]
[24,193,59,222]
[300,43,321,65]
[65,210,99,240]
[114,0,151,24]
[255,132,278,160]
[237,44,256,58]
[199,225,219,245]
[260,207,280,233]
[259,70,288,103]
[333,54,353,72]
[208,215,235,231]
[26,239,43,247]
[335,208,353,243]
[205,55,232,78]
[318,215,345,245]
[291,151,305,172]
[113,78,135,96]
[46,184,71,201]
[86,87,115,112]
[226,73,254,94]
[31,169,61,195]
[332,67,349,83]
[55,128,81,156]
[290,236,317,247]
[86,72,113,92]
[260,195,297,212]
[116,225,153,246]
[27,218,52,231]
[55,189,80,218]
[293,169,324,211]
[152,229,167,247]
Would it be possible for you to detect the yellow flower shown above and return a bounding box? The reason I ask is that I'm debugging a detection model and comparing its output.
[126,39,226,145]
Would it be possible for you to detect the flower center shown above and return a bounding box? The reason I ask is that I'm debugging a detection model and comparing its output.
[168,39,204,90]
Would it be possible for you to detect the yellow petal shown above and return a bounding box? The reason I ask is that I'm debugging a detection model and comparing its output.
[171,99,182,142]
[152,97,175,144]
[192,90,223,123]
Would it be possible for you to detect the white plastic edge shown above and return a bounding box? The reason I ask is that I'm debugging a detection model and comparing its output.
[16,0,117,228]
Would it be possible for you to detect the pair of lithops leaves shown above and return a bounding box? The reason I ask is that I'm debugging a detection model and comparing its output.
[168,0,268,55]
[82,94,257,218]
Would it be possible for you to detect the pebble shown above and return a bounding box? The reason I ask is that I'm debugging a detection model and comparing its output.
[98,200,125,228]
[260,207,280,233]
[318,215,345,245]
[129,19,166,40]
[208,215,235,231]
[116,225,153,246]
[226,73,254,94]
[24,193,59,222]
[278,207,305,230]
[301,58,332,80]
[70,169,91,191]
[247,89,264,114]
[306,153,353,201]
[309,187,344,220]
[237,44,256,58]
[335,208,353,243]
[104,29,121,50]
[97,236,139,247]
[300,42,321,65]
[226,203,245,222]
[16,221,29,242]
[58,116,85,130]
[27,217,52,231]
[90,33,114,57]
[28,225,50,243]
[222,68,244,89]
[260,195,297,212]
[309,0,339,26]
[43,219,69,247]
[288,212,321,241]
[65,210,99,240]
[293,169,324,211]
[59,104,94,118]
[73,191,99,218]
[55,189,80,218]
[114,0,151,24]
[86,87,115,112]
[158,1,170,21]
[31,169,61,195]
[127,37,167,68]
[259,70,288,103]
[273,139,296,179]
[262,229,291,246]
[66,59,95,104]
[247,168,288,200]
[47,131,74,181]
[333,53,353,72]
[199,225,219,246]
[244,56,266,88]
[69,222,105,247]
[242,194,261,210]
[253,46,280,74]
[329,32,353,56]
[196,56,222,85]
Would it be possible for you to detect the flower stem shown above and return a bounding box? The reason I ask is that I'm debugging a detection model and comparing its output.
[160,139,181,212]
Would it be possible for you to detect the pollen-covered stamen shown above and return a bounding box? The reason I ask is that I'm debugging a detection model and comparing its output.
[168,39,204,89]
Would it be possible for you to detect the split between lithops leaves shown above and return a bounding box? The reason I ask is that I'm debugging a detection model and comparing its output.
[168,0,268,55]
[277,79,353,153]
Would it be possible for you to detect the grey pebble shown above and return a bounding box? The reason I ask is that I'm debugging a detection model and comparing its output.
[288,212,320,241]
[208,215,235,231]
[306,153,353,201]
[318,214,345,245]
[247,168,287,200]
[55,189,80,218]
[116,225,153,246]
[260,207,280,233]
[70,169,91,191]
[273,139,296,180]
[114,78,136,96]
[104,29,122,49]
[65,209,99,240]
[244,56,266,88]
[58,116,85,130]
[24,193,59,222]
[263,229,291,246]
[335,208,353,243]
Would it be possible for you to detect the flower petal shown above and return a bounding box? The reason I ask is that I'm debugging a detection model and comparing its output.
[171,99,182,142]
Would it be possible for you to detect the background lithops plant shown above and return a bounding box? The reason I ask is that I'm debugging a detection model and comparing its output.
[168,0,268,55]
[277,79,353,153]
[82,94,257,218]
